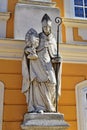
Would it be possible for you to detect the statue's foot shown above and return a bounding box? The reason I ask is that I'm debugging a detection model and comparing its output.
[37,110,44,114]
[29,110,36,113]
[29,110,44,114]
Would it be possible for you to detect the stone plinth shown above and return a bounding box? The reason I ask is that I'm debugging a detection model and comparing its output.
[21,113,69,130]
[0,12,10,38]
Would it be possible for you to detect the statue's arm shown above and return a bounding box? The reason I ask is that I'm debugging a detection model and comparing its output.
[48,38,57,59]
[48,38,62,63]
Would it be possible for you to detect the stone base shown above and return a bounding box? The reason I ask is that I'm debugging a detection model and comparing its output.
[21,113,69,130]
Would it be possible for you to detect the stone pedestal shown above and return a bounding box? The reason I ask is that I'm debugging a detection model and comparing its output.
[21,113,69,130]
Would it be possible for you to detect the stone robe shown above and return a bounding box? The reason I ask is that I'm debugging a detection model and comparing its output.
[22,32,62,112]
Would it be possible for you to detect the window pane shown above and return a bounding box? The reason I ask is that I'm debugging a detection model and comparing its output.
[75,7,84,17]
[84,0,87,6]
[85,8,87,17]
[74,0,83,6]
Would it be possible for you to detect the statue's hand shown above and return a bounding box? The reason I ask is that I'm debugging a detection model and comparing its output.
[27,54,38,60]
[52,56,62,63]
[24,47,31,54]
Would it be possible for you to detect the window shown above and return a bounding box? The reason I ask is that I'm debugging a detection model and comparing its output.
[0,82,4,130]
[76,80,87,130]
[74,0,87,18]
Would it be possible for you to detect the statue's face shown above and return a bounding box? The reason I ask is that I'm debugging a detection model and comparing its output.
[31,36,39,48]
[43,25,51,36]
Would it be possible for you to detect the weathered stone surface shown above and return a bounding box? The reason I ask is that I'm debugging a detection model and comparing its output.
[21,113,69,130]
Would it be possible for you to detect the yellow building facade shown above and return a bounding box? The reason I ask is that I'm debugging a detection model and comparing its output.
[0,0,87,130]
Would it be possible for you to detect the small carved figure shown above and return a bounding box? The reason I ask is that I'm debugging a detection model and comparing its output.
[25,28,39,60]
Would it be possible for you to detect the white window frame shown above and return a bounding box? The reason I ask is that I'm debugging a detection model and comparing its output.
[0,82,4,130]
[64,0,75,18]
[64,0,87,19]
[63,0,87,44]
[74,0,87,19]
[76,80,87,130]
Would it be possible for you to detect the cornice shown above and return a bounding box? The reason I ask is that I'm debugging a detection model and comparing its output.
[62,18,87,28]
[0,39,24,60]
[0,38,87,64]
[0,12,11,21]
[60,43,87,63]
[18,0,56,7]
